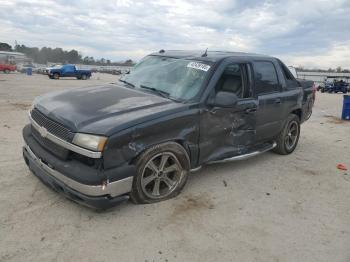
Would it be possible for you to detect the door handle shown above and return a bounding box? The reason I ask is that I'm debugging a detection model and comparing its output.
[204,108,217,115]
[275,98,282,104]
[245,108,257,114]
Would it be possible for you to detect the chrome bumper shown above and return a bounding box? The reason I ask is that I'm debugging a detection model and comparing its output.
[23,144,133,197]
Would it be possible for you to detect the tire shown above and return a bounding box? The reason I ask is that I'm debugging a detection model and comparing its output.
[273,114,300,155]
[130,142,190,204]
[81,74,87,80]
[53,73,60,80]
[4,69,10,74]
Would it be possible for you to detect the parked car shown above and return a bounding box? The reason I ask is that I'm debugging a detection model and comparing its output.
[18,64,36,74]
[23,50,314,209]
[333,80,348,93]
[47,64,92,80]
[0,63,16,73]
[321,80,348,93]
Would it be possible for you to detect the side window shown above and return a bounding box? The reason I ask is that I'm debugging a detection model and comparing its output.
[253,61,280,95]
[215,64,250,98]
[63,66,74,73]
[278,61,299,90]
[280,63,294,80]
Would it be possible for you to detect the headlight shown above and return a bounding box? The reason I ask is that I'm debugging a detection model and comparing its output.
[72,133,107,151]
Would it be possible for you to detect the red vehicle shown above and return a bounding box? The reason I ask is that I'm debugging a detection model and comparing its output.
[0,64,16,73]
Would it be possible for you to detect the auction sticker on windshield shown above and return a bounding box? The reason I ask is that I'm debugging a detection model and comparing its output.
[187,62,211,72]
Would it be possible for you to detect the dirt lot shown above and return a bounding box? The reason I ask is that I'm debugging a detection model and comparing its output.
[1,72,350,262]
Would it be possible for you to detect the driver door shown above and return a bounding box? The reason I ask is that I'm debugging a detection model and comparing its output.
[199,62,258,163]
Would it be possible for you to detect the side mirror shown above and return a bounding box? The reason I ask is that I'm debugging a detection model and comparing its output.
[208,91,239,108]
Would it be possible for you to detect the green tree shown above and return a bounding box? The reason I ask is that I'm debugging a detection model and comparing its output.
[0,42,12,51]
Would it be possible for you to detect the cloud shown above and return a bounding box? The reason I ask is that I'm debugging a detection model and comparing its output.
[0,0,349,68]
[283,41,350,69]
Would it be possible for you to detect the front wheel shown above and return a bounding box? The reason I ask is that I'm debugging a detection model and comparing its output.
[130,142,190,204]
[53,73,60,80]
[273,114,300,155]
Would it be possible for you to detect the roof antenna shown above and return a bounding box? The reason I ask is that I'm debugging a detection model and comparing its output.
[201,48,208,57]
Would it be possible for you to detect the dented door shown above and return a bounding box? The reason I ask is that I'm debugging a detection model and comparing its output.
[199,98,257,163]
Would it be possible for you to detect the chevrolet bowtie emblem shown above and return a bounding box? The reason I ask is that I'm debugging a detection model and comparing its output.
[38,126,48,138]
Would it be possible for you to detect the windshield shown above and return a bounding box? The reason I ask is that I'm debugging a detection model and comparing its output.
[121,56,212,101]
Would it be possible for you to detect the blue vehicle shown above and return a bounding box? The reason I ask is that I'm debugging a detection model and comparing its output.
[321,78,348,94]
[48,64,92,80]
[321,81,334,93]
[334,80,349,93]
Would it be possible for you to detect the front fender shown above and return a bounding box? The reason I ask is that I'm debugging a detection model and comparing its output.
[103,108,200,175]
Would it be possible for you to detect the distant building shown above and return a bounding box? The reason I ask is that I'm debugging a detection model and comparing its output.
[0,51,29,64]
[297,71,350,86]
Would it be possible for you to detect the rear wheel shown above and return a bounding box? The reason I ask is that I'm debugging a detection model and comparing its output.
[81,74,87,80]
[130,142,190,204]
[273,114,300,155]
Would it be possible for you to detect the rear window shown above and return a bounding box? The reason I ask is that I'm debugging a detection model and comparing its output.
[253,61,280,95]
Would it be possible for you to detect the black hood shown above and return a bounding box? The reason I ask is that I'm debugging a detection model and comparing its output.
[35,83,187,136]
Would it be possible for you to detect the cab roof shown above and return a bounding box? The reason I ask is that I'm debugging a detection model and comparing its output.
[149,50,274,63]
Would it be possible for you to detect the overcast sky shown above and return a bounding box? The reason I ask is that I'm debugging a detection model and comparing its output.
[1,0,349,68]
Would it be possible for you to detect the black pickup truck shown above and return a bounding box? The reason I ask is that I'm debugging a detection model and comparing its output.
[22,51,315,208]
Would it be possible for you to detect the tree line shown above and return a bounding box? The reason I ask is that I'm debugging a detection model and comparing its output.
[295,66,350,73]
[294,66,349,73]
[0,42,134,66]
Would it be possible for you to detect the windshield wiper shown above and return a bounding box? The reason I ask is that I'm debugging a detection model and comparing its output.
[140,85,172,99]
[119,79,135,88]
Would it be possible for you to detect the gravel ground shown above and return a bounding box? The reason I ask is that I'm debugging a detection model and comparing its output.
[0,72,350,262]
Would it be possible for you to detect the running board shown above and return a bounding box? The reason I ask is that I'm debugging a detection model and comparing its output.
[190,166,202,173]
[208,142,277,164]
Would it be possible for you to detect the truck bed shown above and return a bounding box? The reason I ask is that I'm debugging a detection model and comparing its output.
[297,78,315,122]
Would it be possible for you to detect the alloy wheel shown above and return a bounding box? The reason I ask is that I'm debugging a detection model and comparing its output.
[141,152,183,199]
[285,121,299,151]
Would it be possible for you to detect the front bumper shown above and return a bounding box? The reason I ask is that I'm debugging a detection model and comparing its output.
[23,144,133,209]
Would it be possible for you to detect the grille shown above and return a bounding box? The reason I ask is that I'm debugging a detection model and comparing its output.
[31,108,74,142]
[31,126,70,160]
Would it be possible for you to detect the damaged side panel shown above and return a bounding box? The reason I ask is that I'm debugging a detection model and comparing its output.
[103,108,200,182]
[199,99,258,163]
